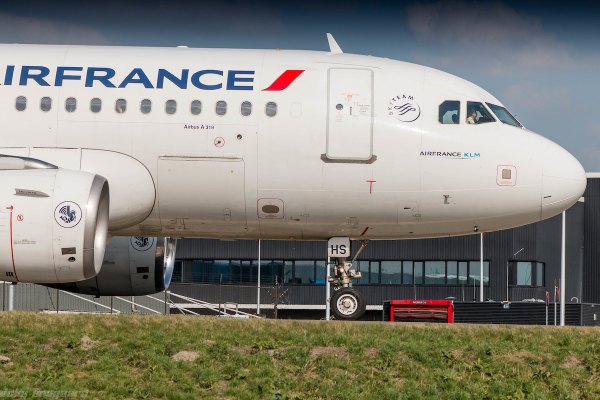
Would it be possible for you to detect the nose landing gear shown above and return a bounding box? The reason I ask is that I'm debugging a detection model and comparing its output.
[328,239,368,320]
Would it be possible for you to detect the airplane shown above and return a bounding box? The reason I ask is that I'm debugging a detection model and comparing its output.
[0,35,586,320]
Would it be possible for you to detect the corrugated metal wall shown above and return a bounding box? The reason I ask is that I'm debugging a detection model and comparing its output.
[584,178,600,303]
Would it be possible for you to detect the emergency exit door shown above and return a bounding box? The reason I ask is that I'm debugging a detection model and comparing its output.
[326,68,373,161]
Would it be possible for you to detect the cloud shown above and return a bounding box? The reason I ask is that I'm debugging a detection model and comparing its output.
[502,83,572,113]
[0,13,109,45]
[406,1,574,73]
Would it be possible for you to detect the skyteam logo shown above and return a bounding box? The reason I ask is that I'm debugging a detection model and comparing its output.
[131,236,154,252]
[388,94,421,122]
[54,201,82,228]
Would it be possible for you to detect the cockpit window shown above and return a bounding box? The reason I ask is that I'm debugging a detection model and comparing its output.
[466,102,495,124]
[486,103,522,128]
[439,100,460,124]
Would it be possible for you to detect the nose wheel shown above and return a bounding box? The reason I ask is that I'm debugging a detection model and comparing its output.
[331,287,366,320]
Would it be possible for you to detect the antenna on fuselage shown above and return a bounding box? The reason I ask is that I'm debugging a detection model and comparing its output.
[326,33,343,54]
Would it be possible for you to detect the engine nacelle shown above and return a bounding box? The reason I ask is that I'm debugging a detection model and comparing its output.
[0,166,109,283]
[49,236,177,296]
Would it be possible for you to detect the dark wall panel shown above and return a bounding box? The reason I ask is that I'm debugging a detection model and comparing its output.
[584,178,600,303]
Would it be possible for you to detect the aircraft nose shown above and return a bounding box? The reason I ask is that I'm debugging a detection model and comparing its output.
[541,142,586,219]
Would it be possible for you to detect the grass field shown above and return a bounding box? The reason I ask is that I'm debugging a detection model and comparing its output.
[0,313,599,399]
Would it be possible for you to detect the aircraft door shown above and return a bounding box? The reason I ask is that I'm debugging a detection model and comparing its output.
[326,68,373,161]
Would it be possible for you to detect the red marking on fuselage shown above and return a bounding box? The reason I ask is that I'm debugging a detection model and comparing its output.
[366,180,376,194]
[262,70,305,91]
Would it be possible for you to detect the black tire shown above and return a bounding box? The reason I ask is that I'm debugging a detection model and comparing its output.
[331,288,366,320]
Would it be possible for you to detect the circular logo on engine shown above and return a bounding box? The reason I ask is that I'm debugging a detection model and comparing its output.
[388,95,421,122]
[54,201,82,228]
[131,236,154,252]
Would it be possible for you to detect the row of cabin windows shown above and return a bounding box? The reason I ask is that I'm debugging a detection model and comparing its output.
[14,96,278,117]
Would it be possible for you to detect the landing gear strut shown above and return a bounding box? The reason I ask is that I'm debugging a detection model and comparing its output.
[328,239,368,320]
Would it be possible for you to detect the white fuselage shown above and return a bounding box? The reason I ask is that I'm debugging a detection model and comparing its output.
[0,44,587,240]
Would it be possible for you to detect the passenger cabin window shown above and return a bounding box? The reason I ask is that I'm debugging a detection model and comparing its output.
[215,100,227,116]
[240,101,252,116]
[265,101,277,117]
[90,98,102,113]
[190,100,202,115]
[466,101,495,124]
[15,96,27,111]
[115,99,127,114]
[140,99,152,114]
[65,97,76,113]
[439,100,460,124]
[40,97,52,112]
[486,103,522,128]
[165,100,177,115]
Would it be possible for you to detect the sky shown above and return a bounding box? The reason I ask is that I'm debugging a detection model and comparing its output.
[1,0,599,170]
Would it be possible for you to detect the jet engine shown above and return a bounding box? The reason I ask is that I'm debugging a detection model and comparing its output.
[0,156,109,283]
[49,236,177,296]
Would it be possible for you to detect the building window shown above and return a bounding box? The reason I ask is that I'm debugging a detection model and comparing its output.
[216,100,227,116]
[370,261,380,284]
[447,261,458,285]
[402,261,413,285]
[265,101,277,117]
[65,97,77,113]
[315,260,327,285]
[414,262,424,285]
[140,99,152,114]
[240,101,252,116]
[294,260,315,284]
[172,260,183,283]
[90,98,102,113]
[176,258,490,286]
[468,261,490,285]
[15,96,27,111]
[190,100,202,115]
[353,260,369,285]
[509,261,544,287]
[458,261,468,285]
[425,261,446,285]
[115,99,127,113]
[40,97,52,112]
[381,261,402,284]
[165,99,177,115]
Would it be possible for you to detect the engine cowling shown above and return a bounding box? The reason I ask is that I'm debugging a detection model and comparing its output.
[0,164,109,283]
[50,236,177,296]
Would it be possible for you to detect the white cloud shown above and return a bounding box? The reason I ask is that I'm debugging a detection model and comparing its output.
[502,83,572,113]
[0,13,109,45]
[406,1,574,73]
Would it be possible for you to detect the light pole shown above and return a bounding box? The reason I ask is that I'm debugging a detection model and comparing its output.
[560,211,566,326]
[257,239,261,315]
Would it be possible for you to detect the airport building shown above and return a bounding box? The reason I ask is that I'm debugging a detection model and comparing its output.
[168,175,600,315]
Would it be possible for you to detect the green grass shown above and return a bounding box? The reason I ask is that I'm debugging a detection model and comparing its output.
[0,313,599,399]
